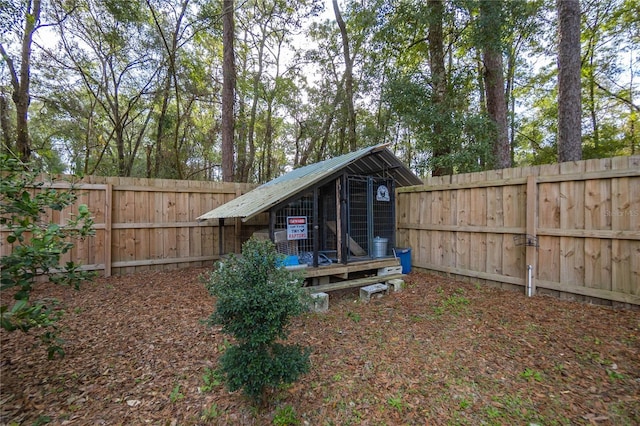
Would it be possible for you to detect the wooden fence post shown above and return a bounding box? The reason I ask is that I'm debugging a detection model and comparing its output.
[234,187,242,253]
[104,183,113,277]
[525,175,537,295]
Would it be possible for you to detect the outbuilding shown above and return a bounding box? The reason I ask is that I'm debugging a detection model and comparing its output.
[197,143,422,285]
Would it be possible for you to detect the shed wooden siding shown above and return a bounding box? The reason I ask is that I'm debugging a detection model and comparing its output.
[396,156,640,306]
[0,176,259,276]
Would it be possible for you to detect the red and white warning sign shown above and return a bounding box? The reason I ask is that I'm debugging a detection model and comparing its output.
[287,216,308,240]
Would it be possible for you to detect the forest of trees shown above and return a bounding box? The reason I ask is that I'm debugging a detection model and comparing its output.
[1,0,638,182]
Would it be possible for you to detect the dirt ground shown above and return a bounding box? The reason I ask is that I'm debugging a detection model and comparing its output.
[1,268,639,425]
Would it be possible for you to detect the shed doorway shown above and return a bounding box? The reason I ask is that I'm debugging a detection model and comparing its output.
[347,175,395,261]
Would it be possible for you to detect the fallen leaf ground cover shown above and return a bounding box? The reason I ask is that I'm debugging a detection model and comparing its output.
[1,268,639,425]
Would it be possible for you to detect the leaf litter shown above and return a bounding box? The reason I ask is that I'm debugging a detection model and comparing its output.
[1,269,638,425]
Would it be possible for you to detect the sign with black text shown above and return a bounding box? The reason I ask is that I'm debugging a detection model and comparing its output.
[287,216,308,240]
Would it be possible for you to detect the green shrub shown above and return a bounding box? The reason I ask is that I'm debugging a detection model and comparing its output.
[0,154,95,358]
[204,238,311,405]
[273,404,300,425]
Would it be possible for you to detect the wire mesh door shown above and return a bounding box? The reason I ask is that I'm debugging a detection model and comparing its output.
[346,176,394,260]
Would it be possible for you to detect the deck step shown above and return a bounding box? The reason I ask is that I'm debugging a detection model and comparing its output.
[306,273,406,294]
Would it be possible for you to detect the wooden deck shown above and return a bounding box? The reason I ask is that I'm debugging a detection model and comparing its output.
[298,257,400,279]
[305,273,405,294]
[287,257,404,293]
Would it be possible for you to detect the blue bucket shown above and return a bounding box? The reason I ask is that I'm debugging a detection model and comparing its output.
[395,248,411,274]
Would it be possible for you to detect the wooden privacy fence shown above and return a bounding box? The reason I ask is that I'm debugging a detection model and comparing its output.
[396,155,640,306]
[0,176,261,277]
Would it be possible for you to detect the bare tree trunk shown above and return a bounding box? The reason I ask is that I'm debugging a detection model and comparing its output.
[480,0,510,170]
[221,0,236,181]
[147,0,190,178]
[332,0,356,151]
[428,0,452,176]
[242,31,267,183]
[0,94,12,153]
[484,49,510,169]
[557,0,582,162]
[0,0,41,162]
[505,34,523,166]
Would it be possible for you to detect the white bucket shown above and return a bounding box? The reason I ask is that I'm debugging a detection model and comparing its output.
[372,237,388,258]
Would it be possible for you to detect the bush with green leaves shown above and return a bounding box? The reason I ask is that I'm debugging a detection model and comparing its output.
[204,238,311,405]
[1,154,95,358]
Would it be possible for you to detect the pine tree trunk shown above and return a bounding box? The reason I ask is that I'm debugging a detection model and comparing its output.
[480,0,510,170]
[557,0,582,162]
[484,48,510,169]
[428,0,452,176]
[221,0,236,182]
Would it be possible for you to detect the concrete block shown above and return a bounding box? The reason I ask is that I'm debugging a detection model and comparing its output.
[377,266,403,276]
[387,278,404,292]
[359,283,389,302]
[309,292,329,313]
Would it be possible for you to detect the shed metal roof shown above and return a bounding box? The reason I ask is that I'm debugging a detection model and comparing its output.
[196,143,422,222]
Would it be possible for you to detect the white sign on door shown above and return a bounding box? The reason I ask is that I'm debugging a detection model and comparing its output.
[287,216,308,240]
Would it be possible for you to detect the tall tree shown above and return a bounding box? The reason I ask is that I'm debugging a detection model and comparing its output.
[479,0,510,169]
[0,0,41,162]
[332,0,356,151]
[50,0,158,176]
[557,0,582,161]
[427,0,452,176]
[146,0,191,179]
[221,0,235,182]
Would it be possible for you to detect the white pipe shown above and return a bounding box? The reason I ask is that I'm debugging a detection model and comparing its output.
[527,264,533,297]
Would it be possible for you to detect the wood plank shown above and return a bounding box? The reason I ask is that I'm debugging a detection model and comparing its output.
[163,183,178,271]
[536,165,561,285]
[584,158,612,295]
[302,257,400,278]
[417,191,432,267]
[525,176,538,294]
[431,190,444,267]
[536,228,640,240]
[502,168,524,279]
[397,223,525,234]
[408,191,420,268]
[104,184,113,276]
[134,184,150,272]
[327,221,366,256]
[306,273,406,294]
[176,189,190,259]
[630,173,640,294]
[611,170,639,296]
[123,188,137,275]
[111,184,248,194]
[336,179,343,262]
[413,262,524,286]
[397,166,638,194]
[189,182,203,267]
[112,255,219,268]
[396,192,410,250]
[559,162,585,286]
[441,190,456,268]
[469,183,487,273]
[455,183,470,273]
[485,170,503,277]
[110,187,124,275]
[536,278,640,305]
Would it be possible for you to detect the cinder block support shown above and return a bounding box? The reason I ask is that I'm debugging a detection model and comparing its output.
[387,278,404,292]
[359,283,389,302]
[309,292,329,313]
[378,266,403,276]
